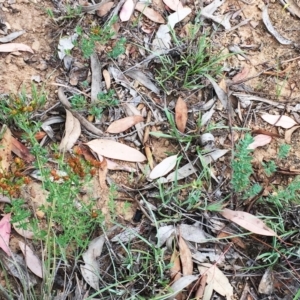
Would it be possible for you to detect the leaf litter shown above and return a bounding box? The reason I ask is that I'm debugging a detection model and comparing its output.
[1,0,300,298]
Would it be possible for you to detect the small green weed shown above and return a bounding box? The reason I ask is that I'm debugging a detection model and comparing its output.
[108,37,126,59]
[155,24,226,91]
[76,16,120,58]
[70,90,119,119]
[262,160,277,176]
[231,133,256,193]
[278,143,290,159]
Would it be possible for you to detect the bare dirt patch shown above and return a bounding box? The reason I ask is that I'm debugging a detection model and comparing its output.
[0,0,57,92]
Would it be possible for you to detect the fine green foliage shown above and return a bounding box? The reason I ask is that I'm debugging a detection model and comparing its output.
[70,90,119,119]
[0,88,107,298]
[108,37,126,59]
[262,160,277,176]
[155,24,226,91]
[278,143,290,159]
[231,133,254,193]
[267,176,300,208]
[76,16,118,58]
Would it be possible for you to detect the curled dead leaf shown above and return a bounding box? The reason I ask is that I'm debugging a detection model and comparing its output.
[107,116,144,134]
[178,236,193,276]
[198,263,233,300]
[135,3,165,23]
[11,137,35,163]
[19,241,43,278]
[59,110,81,152]
[97,1,114,16]
[175,97,188,133]
[285,125,300,144]
[0,43,34,53]
[0,213,11,256]
[13,221,34,239]
[103,69,111,90]
[170,249,181,281]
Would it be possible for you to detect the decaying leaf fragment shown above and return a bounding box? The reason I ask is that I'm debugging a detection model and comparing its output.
[0,30,25,43]
[166,275,198,300]
[285,125,300,144]
[198,263,233,300]
[81,235,105,290]
[0,213,11,256]
[258,267,274,295]
[178,236,193,276]
[175,97,188,133]
[97,1,114,16]
[170,249,181,281]
[11,137,35,163]
[0,126,12,173]
[165,163,197,182]
[262,5,293,45]
[59,110,81,152]
[163,0,184,11]
[103,69,111,90]
[13,221,34,239]
[220,208,277,236]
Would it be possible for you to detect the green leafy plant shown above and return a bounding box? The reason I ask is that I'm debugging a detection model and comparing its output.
[77,16,118,58]
[278,143,290,159]
[70,90,119,119]
[108,37,126,59]
[262,160,277,176]
[231,133,254,193]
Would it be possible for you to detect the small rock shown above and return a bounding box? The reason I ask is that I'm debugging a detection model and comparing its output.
[31,40,40,51]
[15,57,26,68]
[36,60,47,70]
[31,75,41,82]
[5,55,12,64]
[250,21,259,28]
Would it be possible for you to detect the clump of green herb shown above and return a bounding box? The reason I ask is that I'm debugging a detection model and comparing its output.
[278,143,290,159]
[108,37,126,59]
[70,90,119,119]
[155,26,226,91]
[231,133,254,193]
[76,16,118,58]
[262,161,277,176]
